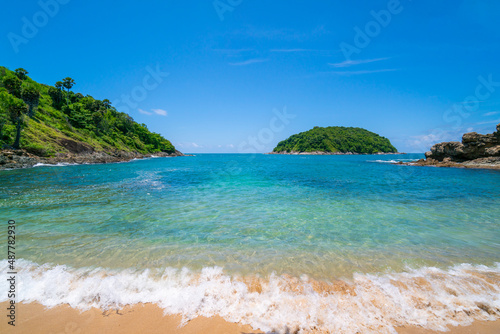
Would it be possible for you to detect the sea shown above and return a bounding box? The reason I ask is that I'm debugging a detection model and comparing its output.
[1,153,499,333]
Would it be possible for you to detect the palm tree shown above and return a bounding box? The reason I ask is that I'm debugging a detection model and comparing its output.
[62,77,75,94]
[62,77,75,106]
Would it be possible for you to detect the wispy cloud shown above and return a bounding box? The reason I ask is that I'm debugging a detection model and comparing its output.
[233,27,305,41]
[329,57,390,68]
[138,108,152,115]
[458,100,485,105]
[229,58,269,66]
[483,111,500,116]
[474,119,500,125]
[152,108,167,116]
[138,108,167,116]
[270,48,312,53]
[329,69,398,76]
[407,131,459,152]
[212,48,255,55]
[176,142,203,149]
[270,49,340,57]
[231,25,328,42]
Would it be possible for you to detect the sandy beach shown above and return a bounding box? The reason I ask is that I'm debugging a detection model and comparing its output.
[1,302,498,334]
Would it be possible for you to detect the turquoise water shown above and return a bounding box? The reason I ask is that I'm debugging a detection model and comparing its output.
[2,154,499,277]
[1,154,499,332]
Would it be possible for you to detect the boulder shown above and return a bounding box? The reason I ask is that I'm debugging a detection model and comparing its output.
[426,123,500,162]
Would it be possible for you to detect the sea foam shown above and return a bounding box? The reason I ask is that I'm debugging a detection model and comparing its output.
[33,162,80,167]
[1,259,499,333]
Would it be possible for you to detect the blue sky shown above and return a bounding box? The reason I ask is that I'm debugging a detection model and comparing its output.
[2,0,500,153]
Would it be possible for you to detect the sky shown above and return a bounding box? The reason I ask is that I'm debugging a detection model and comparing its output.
[2,0,500,153]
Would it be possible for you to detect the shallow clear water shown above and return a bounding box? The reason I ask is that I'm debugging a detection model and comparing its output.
[1,154,499,332]
[2,154,499,278]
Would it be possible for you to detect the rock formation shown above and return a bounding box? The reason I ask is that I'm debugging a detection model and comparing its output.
[0,149,184,170]
[411,123,500,169]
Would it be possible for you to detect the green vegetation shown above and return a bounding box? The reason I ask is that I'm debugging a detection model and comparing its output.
[0,66,176,156]
[273,126,397,154]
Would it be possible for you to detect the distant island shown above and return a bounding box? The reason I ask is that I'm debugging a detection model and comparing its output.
[0,66,183,169]
[270,126,398,155]
[405,123,500,169]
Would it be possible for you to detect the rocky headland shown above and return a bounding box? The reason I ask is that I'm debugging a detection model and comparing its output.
[404,123,500,169]
[0,149,184,170]
[0,66,186,170]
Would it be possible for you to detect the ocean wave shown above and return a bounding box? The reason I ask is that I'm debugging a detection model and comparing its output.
[368,159,419,164]
[33,162,81,167]
[1,260,499,333]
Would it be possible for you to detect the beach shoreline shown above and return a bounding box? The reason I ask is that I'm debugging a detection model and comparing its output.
[1,302,498,334]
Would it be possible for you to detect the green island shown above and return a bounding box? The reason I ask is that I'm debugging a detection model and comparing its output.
[0,66,180,168]
[272,126,398,154]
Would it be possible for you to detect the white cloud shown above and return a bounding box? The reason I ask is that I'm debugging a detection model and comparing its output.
[226,144,235,148]
[213,48,254,54]
[483,111,500,116]
[474,119,500,125]
[270,49,312,53]
[176,142,203,149]
[138,108,152,115]
[329,57,390,68]
[407,131,461,152]
[329,69,398,76]
[152,109,167,116]
[229,58,269,66]
[138,108,167,116]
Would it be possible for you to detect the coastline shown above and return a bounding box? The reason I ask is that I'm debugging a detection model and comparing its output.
[0,149,187,170]
[395,156,500,170]
[268,151,405,155]
[1,302,498,334]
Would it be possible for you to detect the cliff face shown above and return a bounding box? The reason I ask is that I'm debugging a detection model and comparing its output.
[412,123,500,169]
[425,123,500,162]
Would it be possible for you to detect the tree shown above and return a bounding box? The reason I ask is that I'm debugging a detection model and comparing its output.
[48,86,64,109]
[21,84,40,117]
[62,77,75,93]
[55,81,63,90]
[2,74,22,98]
[0,117,5,143]
[62,77,75,106]
[3,94,29,149]
[14,68,28,81]
[102,99,111,109]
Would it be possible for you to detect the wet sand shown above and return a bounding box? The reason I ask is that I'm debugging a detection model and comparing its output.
[1,302,498,334]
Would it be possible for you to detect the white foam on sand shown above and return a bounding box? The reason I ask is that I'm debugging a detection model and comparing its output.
[1,259,499,333]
